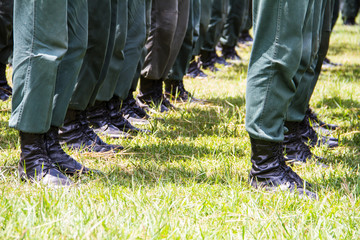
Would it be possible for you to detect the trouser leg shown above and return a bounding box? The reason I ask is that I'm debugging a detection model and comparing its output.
[10,0,68,133]
[245,0,314,142]
[341,0,360,20]
[112,0,147,100]
[201,0,228,52]
[51,0,88,126]
[68,0,112,110]
[167,0,199,82]
[286,0,330,122]
[0,0,13,65]
[193,0,212,55]
[220,0,244,48]
[141,0,179,80]
[96,0,129,101]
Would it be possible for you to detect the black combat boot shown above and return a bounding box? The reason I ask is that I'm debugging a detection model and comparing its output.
[107,97,151,134]
[137,77,175,113]
[221,45,241,61]
[0,63,11,101]
[164,79,203,103]
[186,59,207,79]
[343,17,356,25]
[59,109,123,152]
[306,107,339,130]
[45,126,93,175]
[299,117,338,148]
[284,121,325,166]
[18,132,73,186]
[199,50,218,72]
[87,101,131,139]
[119,93,150,125]
[238,30,253,44]
[249,138,316,198]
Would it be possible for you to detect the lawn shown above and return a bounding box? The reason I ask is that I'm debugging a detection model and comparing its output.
[0,23,359,239]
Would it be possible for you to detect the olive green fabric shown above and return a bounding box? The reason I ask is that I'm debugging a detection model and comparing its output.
[68,0,114,111]
[341,0,359,20]
[332,0,340,29]
[96,0,129,101]
[0,0,13,65]
[167,0,201,82]
[240,0,252,33]
[220,0,246,48]
[10,0,88,133]
[193,0,212,55]
[141,0,190,81]
[113,0,147,100]
[286,0,332,122]
[245,0,315,142]
[201,0,228,52]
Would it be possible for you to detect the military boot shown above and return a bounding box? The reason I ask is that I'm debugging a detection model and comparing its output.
[186,59,207,79]
[18,132,73,186]
[137,77,175,113]
[199,50,218,72]
[221,45,241,61]
[306,107,339,130]
[87,101,131,139]
[59,109,123,152]
[45,126,93,175]
[164,79,203,103]
[0,63,11,101]
[299,118,338,148]
[107,97,150,134]
[119,93,150,125]
[284,121,325,166]
[249,138,316,198]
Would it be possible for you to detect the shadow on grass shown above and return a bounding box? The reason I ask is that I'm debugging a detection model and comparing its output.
[322,63,360,81]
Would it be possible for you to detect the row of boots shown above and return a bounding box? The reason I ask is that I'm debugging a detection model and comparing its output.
[19,92,153,186]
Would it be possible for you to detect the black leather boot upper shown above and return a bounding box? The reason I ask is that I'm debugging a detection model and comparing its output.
[186,59,207,79]
[0,63,11,101]
[121,92,150,121]
[299,117,338,148]
[45,126,92,175]
[200,50,218,72]
[137,77,174,112]
[107,97,150,134]
[249,138,315,197]
[19,132,72,186]
[59,109,123,152]
[306,107,339,130]
[221,46,241,61]
[284,121,316,164]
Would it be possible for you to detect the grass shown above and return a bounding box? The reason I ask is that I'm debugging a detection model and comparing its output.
[0,22,359,239]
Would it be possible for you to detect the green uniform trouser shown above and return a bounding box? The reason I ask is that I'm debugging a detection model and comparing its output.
[201,0,228,52]
[0,0,13,65]
[10,0,88,133]
[113,0,147,100]
[96,0,129,101]
[128,0,152,94]
[332,0,340,29]
[141,0,190,80]
[68,0,115,111]
[245,0,315,142]
[167,0,201,81]
[286,0,333,122]
[220,0,246,48]
[240,0,252,33]
[341,0,360,20]
[193,0,212,55]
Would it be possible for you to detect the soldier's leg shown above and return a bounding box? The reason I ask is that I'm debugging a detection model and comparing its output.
[341,0,359,25]
[200,0,228,71]
[238,0,253,44]
[0,0,13,100]
[10,0,79,185]
[245,0,317,197]
[60,0,123,152]
[137,0,179,113]
[165,0,203,102]
[220,0,244,61]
